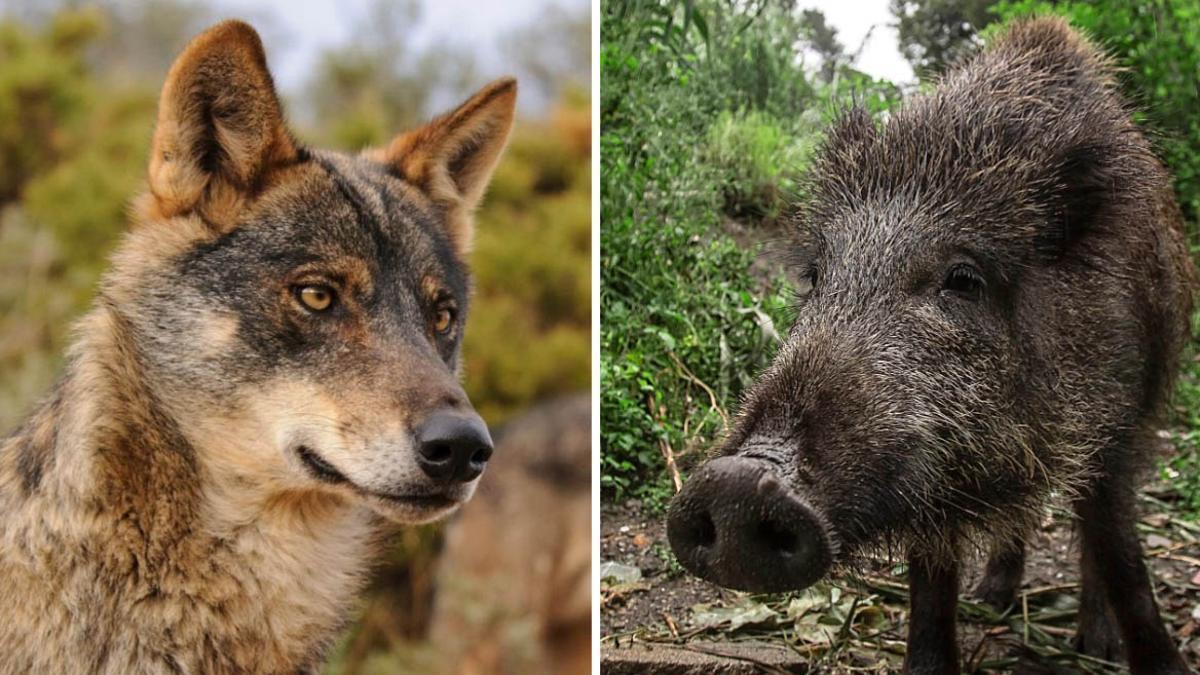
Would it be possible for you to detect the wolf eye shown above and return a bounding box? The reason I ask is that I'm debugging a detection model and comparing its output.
[942,263,984,300]
[434,307,455,335]
[296,285,336,312]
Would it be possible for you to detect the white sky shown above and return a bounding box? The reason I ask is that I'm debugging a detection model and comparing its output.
[218,0,587,93]
[200,0,911,93]
[797,0,916,85]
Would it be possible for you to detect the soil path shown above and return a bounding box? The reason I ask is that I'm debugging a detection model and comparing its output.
[601,485,1200,673]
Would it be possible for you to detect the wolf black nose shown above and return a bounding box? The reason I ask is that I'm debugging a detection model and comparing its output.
[416,410,493,483]
[667,455,834,593]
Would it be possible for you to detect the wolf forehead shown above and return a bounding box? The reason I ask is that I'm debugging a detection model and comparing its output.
[171,149,471,303]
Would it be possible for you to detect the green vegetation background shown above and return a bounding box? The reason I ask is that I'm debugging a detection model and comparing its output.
[600,0,1200,512]
[0,2,589,672]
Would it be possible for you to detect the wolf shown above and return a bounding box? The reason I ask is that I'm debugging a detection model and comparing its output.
[0,20,516,673]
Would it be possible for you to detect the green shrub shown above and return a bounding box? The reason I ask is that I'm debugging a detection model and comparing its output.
[600,1,798,499]
[466,118,592,424]
[0,8,102,203]
[702,110,813,221]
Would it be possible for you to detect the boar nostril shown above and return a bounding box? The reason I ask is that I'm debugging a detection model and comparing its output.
[757,518,798,557]
[667,455,834,592]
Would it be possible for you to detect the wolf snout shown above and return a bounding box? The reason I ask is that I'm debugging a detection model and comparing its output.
[415,410,494,483]
[667,455,833,593]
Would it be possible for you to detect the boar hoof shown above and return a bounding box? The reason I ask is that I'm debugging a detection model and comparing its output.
[1073,615,1122,663]
[971,574,1017,610]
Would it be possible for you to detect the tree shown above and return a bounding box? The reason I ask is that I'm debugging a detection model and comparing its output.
[890,0,998,78]
[304,0,477,149]
[505,3,591,104]
[798,8,845,84]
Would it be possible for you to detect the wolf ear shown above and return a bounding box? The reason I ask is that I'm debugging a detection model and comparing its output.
[147,20,298,226]
[380,78,517,257]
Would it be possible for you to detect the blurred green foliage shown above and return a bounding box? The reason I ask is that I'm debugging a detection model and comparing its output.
[466,108,592,423]
[703,109,816,221]
[891,0,996,77]
[0,9,99,203]
[600,0,901,500]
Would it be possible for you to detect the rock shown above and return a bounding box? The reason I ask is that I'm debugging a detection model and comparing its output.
[601,561,643,585]
[601,641,809,674]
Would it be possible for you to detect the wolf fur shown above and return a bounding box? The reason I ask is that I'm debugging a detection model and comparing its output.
[0,20,516,673]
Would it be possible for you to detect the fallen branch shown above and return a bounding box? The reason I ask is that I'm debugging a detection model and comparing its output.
[667,350,730,433]
[647,394,683,492]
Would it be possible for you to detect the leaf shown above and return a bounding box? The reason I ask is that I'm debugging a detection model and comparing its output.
[691,10,709,43]
[736,305,780,344]
[691,598,778,631]
[599,561,643,585]
[785,588,831,619]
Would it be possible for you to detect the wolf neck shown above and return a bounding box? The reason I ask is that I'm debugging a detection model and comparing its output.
[4,304,376,668]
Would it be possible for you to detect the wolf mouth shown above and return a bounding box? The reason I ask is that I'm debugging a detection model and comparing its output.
[366,491,457,510]
[295,445,458,509]
[297,445,350,484]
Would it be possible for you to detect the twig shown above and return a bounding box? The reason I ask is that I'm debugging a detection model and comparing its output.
[647,394,683,492]
[1162,552,1200,566]
[1022,592,1030,645]
[662,612,679,639]
[667,350,730,432]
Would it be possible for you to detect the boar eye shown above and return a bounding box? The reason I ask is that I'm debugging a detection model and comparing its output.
[295,284,336,312]
[796,269,818,298]
[942,263,984,300]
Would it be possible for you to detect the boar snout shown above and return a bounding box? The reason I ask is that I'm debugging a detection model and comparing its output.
[666,456,834,592]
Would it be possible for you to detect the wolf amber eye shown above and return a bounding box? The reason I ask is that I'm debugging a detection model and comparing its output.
[296,285,335,312]
[434,308,454,334]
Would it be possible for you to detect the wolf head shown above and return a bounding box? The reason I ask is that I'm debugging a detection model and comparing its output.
[105,21,515,524]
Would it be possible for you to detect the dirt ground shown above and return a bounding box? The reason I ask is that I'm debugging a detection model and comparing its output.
[601,482,1200,673]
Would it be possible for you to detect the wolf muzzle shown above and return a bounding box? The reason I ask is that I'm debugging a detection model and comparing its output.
[415,410,493,483]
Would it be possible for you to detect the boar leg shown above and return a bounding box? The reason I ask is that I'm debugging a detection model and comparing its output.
[904,551,961,675]
[1074,528,1122,663]
[1075,476,1190,674]
[972,537,1025,609]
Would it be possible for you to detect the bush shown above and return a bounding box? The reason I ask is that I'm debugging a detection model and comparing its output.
[465,115,592,423]
[0,8,101,204]
[702,110,816,221]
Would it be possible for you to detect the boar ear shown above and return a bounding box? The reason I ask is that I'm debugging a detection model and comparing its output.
[147,20,299,227]
[1046,144,1112,252]
[379,78,517,257]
